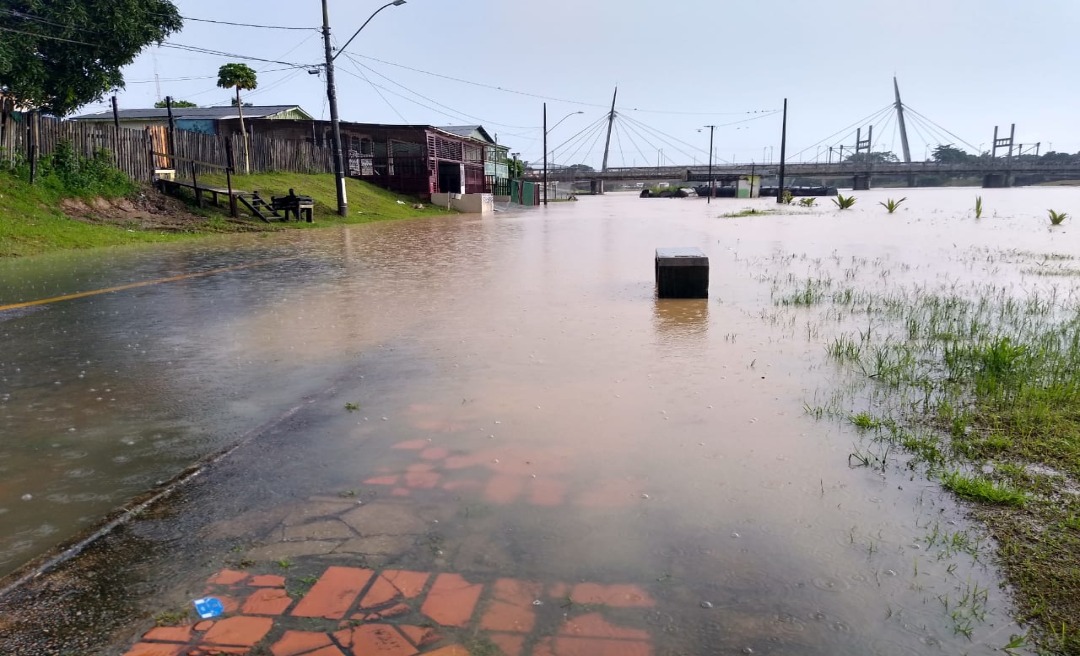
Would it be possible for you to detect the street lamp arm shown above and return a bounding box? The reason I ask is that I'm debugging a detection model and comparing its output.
[333,0,405,62]
[549,111,584,133]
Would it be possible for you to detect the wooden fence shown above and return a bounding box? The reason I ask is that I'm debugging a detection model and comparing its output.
[0,110,335,184]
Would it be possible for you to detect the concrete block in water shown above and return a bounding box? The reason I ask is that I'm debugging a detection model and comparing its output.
[655,247,709,299]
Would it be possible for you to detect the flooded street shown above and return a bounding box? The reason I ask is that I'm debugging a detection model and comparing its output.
[2,187,1078,654]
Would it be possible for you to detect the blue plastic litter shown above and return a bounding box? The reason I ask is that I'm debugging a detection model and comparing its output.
[193,597,225,619]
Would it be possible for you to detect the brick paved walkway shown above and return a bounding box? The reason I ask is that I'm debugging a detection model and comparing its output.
[123,566,656,655]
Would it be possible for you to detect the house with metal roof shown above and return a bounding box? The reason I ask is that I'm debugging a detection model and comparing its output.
[70,105,313,135]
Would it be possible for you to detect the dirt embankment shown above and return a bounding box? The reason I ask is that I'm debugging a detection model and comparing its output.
[59,187,265,233]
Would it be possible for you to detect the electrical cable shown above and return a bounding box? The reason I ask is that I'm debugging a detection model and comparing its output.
[0,25,99,46]
[178,15,318,30]
[344,55,536,130]
[160,42,312,68]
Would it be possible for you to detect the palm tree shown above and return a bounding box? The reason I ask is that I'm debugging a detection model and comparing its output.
[217,63,258,173]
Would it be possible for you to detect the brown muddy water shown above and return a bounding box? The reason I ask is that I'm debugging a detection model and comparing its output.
[1,187,1077,654]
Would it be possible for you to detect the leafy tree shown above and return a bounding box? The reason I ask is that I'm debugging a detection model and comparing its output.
[845,151,898,164]
[931,144,973,164]
[506,155,525,179]
[566,163,595,173]
[153,99,197,108]
[0,0,182,115]
[217,63,257,173]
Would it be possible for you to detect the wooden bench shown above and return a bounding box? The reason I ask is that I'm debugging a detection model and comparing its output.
[270,193,315,223]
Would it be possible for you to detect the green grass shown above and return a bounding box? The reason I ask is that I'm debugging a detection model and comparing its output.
[1,170,445,258]
[0,170,188,257]
[879,197,906,213]
[198,172,454,225]
[782,260,1080,652]
[941,472,1028,506]
[1049,210,1069,226]
[720,207,779,218]
[831,193,857,210]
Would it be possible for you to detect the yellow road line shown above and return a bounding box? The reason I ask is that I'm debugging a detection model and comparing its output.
[0,258,291,312]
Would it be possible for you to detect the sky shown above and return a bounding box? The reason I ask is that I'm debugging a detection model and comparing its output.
[83,0,1080,169]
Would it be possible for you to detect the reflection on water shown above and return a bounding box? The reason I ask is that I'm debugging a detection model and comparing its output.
[652,299,709,343]
[3,188,1075,654]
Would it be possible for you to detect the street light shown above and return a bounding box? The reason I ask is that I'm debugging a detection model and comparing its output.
[543,106,583,205]
[322,0,406,217]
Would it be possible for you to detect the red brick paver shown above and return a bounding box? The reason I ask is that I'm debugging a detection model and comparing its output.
[334,624,418,656]
[201,616,274,648]
[291,566,373,619]
[270,630,335,656]
[420,573,483,627]
[242,587,293,615]
[122,643,185,656]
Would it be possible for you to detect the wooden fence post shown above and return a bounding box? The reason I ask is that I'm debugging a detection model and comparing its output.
[225,137,237,217]
[27,112,38,185]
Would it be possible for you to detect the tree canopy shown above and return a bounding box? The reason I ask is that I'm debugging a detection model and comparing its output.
[845,151,899,164]
[154,99,197,108]
[0,0,183,115]
[932,144,975,163]
[217,63,257,93]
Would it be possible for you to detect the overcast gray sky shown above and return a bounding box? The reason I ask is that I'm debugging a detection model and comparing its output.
[92,0,1080,168]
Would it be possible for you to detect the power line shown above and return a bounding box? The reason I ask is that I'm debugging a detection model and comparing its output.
[341,59,409,123]
[0,25,100,47]
[179,15,318,31]
[160,42,313,68]
[350,53,774,117]
[344,55,535,130]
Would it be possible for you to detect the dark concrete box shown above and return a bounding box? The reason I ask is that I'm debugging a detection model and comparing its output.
[655,247,709,299]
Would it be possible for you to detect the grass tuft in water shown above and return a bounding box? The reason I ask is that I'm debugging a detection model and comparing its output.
[974,196,984,219]
[832,193,857,210]
[1049,209,1069,226]
[879,197,906,214]
[941,472,1028,506]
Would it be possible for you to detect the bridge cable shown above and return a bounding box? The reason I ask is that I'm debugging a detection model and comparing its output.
[559,121,609,168]
[549,118,606,167]
[616,117,654,169]
[613,120,627,168]
[547,116,610,157]
[905,111,956,154]
[904,106,982,153]
[788,104,894,161]
[618,114,715,164]
[620,114,711,158]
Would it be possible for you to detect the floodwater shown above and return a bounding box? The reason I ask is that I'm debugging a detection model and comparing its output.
[1,187,1077,654]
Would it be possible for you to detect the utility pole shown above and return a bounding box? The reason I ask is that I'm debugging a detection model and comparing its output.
[776,98,787,204]
[543,103,548,206]
[322,0,348,216]
[893,76,912,164]
[704,124,716,203]
[599,87,618,195]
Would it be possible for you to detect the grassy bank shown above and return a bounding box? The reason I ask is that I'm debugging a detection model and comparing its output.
[196,172,451,225]
[786,257,1080,654]
[0,170,190,257]
[0,170,446,258]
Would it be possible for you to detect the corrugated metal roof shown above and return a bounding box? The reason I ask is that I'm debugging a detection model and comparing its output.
[71,105,311,121]
[438,125,495,144]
